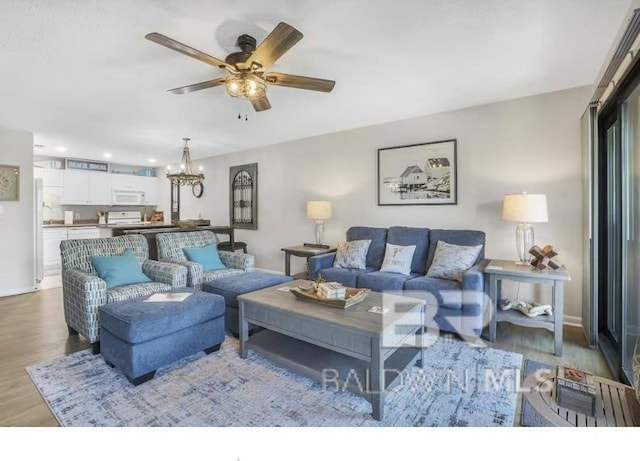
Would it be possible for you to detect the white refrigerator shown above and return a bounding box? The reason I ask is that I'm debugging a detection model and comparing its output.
[34,177,43,285]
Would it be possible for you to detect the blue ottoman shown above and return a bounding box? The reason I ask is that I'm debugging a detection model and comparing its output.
[99,288,225,385]
[203,272,293,336]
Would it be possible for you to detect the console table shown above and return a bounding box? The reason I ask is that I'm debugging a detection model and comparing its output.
[485,259,571,356]
[281,244,336,279]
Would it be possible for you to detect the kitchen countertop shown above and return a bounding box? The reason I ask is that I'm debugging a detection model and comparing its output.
[43,220,213,231]
[43,222,169,229]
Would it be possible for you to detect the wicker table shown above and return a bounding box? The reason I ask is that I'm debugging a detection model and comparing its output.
[523,368,640,426]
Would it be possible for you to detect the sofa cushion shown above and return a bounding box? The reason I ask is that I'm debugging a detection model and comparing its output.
[319,266,374,287]
[403,276,463,310]
[426,240,483,282]
[426,229,485,270]
[183,244,226,271]
[106,281,173,303]
[201,268,244,283]
[91,248,152,289]
[346,227,388,269]
[356,271,419,291]
[387,226,430,274]
[334,239,371,270]
[379,243,416,275]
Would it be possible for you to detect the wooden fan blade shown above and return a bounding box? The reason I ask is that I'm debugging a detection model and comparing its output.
[246,22,303,70]
[145,32,234,72]
[264,72,335,92]
[167,77,227,95]
[250,96,271,112]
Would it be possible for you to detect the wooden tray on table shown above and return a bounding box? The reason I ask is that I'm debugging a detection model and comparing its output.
[290,287,370,309]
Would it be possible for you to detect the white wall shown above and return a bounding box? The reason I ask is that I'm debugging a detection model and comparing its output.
[161,86,591,322]
[0,128,34,296]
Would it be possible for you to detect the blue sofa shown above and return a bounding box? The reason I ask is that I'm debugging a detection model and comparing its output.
[307,226,488,338]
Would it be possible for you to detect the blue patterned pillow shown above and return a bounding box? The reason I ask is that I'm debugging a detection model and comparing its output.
[333,239,371,270]
[426,240,482,281]
[91,248,152,289]
[183,244,226,271]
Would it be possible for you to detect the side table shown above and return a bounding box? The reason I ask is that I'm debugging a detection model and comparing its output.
[522,368,640,426]
[280,245,336,279]
[485,259,571,356]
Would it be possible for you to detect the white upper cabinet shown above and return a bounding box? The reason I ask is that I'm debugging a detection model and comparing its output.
[62,170,112,205]
[142,176,159,205]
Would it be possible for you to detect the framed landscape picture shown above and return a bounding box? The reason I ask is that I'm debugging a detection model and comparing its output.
[378,139,457,206]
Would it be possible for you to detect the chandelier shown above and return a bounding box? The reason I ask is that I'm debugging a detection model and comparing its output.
[166,137,204,186]
[225,73,267,100]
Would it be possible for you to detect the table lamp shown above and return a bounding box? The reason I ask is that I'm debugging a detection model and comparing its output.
[306,201,332,247]
[502,192,548,265]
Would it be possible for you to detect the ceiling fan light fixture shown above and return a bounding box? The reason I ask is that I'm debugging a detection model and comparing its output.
[225,74,266,100]
[166,137,205,187]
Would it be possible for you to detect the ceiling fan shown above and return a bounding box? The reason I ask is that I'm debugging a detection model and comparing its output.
[145,22,335,112]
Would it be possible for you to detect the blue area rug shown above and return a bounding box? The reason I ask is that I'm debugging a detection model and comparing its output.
[520,359,554,427]
[26,335,523,427]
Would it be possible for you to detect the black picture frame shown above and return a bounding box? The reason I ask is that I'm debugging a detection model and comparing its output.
[229,162,258,229]
[377,139,457,206]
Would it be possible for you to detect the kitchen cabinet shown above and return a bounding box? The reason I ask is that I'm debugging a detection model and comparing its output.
[43,226,101,275]
[67,226,100,240]
[62,170,112,205]
[142,176,159,205]
[43,228,67,275]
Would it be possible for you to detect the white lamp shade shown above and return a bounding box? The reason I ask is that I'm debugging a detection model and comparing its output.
[502,193,548,223]
[306,201,332,220]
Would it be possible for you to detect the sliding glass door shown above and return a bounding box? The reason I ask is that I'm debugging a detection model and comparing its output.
[599,77,640,384]
[621,87,640,383]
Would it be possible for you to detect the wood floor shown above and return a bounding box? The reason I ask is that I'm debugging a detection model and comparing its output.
[0,287,611,427]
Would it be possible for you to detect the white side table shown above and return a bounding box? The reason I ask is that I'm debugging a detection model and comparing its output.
[485,259,571,356]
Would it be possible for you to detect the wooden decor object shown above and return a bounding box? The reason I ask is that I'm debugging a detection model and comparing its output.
[529,244,561,270]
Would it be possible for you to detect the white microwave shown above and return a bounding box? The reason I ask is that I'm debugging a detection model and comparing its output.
[112,190,145,205]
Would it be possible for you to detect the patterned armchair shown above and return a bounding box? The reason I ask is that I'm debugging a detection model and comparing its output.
[156,230,255,290]
[61,234,188,354]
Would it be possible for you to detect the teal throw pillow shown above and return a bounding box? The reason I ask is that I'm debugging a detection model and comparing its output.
[90,248,152,289]
[183,244,226,271]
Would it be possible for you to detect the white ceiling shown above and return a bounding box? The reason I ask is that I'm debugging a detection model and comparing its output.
[0,0,632,166]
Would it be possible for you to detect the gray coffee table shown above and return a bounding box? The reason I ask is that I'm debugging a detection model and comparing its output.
[237,281,426,421]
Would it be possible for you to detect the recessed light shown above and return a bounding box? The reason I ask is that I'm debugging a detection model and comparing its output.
[148,158,156,163]
[55,146,67,153]
[102,152,112,158]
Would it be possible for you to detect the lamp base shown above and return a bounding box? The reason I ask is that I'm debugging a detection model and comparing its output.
[515,222,534,266]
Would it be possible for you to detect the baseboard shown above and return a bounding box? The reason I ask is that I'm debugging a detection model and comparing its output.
[0,286,37,297]
[253,267,286,275]
[563,315,582,327]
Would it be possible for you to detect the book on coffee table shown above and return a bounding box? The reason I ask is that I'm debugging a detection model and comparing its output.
[144,292,192,302]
